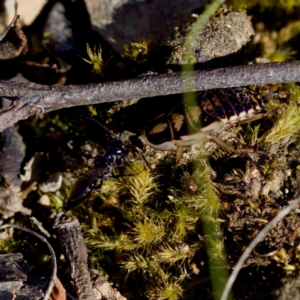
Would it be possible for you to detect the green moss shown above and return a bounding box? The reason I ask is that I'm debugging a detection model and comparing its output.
[0,239,20,254]
[83,156,212,297]
[226,0,300,11]
[153,281,184,300]
[132,218,166,247]
[156,244,195,264]
[264,105,300,143]
[123,39,153,63]
[47,193,65,210]
[241,124,261,145]
[81,43,104,75]
[120,254,152,273]
[87,105,98,117]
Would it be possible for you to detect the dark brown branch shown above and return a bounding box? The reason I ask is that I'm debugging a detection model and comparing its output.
[1,60,300,132]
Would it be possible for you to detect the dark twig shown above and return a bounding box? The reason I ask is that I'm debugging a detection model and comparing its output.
[30,216,51,238]
[0,60,300,132]
[0,224,57,300]
[53,213,96,300]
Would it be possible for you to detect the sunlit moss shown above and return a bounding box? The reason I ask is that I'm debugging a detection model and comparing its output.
[264,105,300,143]
[156,244,196,265]
[278,20,300,45]
[269,20,300,61]
[47,193,65,210]
[253,16,300,62]
[167,188,206,239]
[288,86,300,104]
[120,254,151,273]
[81,43,104,75]
[148,281,184,300]
[132,218,166,247]
[84,156,208,297]
[256,30,295,62]
[81,145,230,298]
[172,204,202,239]
[87,105,98,117]
[103,161,156,216]
[226,0,300,11]
[85,231,136,252]
[123,39,153,63]
[209,147,229,160]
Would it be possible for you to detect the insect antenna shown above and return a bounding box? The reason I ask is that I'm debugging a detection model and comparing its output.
[88,117,118,139]
[140,154,151,169]
[90,125,149,173]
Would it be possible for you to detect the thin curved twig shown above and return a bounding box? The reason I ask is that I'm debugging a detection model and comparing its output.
[220,196,300,300]
[0,60,300,132]
[0,224,57,300]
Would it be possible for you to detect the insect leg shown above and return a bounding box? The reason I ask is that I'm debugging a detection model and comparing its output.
[207,135,234,152]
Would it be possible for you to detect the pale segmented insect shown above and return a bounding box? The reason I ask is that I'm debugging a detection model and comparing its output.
[136,87,265,158]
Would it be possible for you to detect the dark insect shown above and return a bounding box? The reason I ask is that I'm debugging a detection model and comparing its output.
[65,139,127,211]
[136,87,266,158]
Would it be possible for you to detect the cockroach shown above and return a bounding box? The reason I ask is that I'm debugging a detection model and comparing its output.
[136,87,266,158]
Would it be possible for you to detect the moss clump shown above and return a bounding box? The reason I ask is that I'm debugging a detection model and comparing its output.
[227,0,300,11]
[81,44,104,75]
[123,39,153,63]
[82,154,228,299]
[264,105,300,143]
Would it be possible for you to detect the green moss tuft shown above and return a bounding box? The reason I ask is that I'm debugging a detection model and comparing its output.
[147,281,184,300]
[81,43,104,75]
[123,39,153,63]
[132,218,166,247]
[226,0,300,11]
[264,105,300,143]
